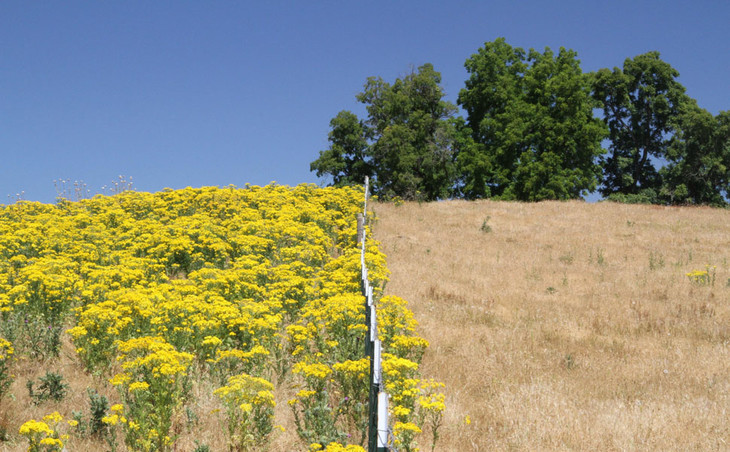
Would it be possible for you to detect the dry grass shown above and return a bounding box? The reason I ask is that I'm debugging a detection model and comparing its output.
[372,199,730,451]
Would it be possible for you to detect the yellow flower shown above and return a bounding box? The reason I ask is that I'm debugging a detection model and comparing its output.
[293,361,332,380]
[19,420,52,436]
[392,405,411,417]
[102,414,119,425]
[110,373,131,386]
[128,381,150,392]
[39,437,63,447]
[295,389,317,399]
[393,421,421,434]
[42,411,63,425]
[202,335,223,347]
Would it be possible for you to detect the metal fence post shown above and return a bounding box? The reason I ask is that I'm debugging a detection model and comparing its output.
[361,176,388,452]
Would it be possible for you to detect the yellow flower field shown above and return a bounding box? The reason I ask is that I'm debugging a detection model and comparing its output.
[0,184,443,451]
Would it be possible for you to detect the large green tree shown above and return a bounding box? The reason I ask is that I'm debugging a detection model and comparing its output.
[591,52,688,200]
[311,64,458,201]
[457,38,606,201]
[310,110,372,187]
[659,105,730,205]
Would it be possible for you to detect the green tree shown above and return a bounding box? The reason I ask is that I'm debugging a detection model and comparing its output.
[457,38,606,201]
[660,105,730,205]
[311,64,458,201]
[591,51,688,201]
[310,111,372,187]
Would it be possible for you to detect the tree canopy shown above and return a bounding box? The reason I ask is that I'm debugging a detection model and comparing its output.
[310,111,371,187]
[591,51,688,201]
[310,64,458,201]
[660,105,730,205]
[312,40,730,206]
[457,38,606,201]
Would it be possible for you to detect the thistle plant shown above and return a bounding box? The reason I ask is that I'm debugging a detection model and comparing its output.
[27,371,68,404]
[87,388,110,436]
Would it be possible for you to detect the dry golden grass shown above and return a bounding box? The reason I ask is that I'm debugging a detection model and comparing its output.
[372,199,730,451]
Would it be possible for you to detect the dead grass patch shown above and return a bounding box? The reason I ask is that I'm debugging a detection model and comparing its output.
[373,199,730,451]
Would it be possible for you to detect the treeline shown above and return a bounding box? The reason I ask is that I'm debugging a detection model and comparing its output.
[311,38,730,206]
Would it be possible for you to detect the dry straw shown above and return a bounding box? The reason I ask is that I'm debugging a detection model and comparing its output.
[373,199,730,451]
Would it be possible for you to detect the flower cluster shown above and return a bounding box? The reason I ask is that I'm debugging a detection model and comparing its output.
[18,412,68,452]
[686,265,717,286]
[214,373,277,452]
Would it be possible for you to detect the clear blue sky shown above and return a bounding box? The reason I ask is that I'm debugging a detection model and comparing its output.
[2,1,729,203]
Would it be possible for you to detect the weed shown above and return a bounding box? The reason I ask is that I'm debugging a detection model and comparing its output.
[88,388,110,436]
[649,251,665,270]
[0,338,13,399]
[0,411,8,442]
[28,371,68,404]
[71,410,87,436]
[216,373,277,452]
[185,406,199,433]
[0,315,62,360]
[562,353,576,370]
[559,252,574,265]
[19,411,67,451]
[193,441,211,452]
[589,247,606,266]
[480,216,492,233]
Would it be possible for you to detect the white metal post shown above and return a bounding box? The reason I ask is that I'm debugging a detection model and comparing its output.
[377,391,389,451]
[373,340,382,384]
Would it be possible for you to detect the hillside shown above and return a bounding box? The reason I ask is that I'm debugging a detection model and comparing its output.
[373,199,730,451]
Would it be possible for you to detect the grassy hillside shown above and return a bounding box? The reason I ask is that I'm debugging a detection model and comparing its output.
[373,200,730,451]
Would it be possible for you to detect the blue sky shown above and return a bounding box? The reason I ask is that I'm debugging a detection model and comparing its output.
[2,1,729,203]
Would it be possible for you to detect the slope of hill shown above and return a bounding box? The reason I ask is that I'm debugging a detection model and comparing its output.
[373,199,730,451]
